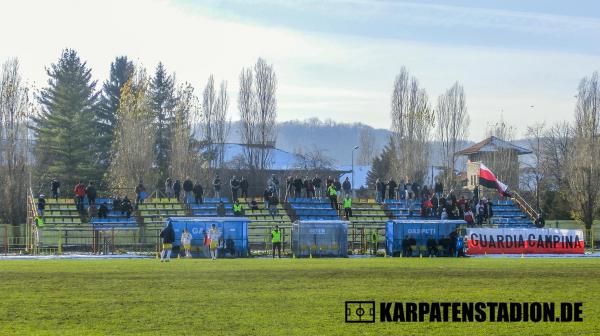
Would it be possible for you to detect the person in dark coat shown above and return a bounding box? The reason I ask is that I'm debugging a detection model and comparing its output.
[159,222,175,262]
[98,203,109,219]
[213,175,222,198]
[293,176,303,198]
[230,176,240,201]
[193,182,204,204]
[51,179,60,201]
[312,175,322,198]
[216,201,226,217]
[173,179,182,201]
[86,181,97,207]
[121,196,133,218]
[135,180,146,204]
[183,177,194,203]
[240,177,249,198]
[37,195,46,217]
[387,178,397,200]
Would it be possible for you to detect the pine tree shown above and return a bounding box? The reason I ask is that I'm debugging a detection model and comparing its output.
[366,137,396,189]
[97,56,134,169]
[33,49,100,186]
[149,62,176,186]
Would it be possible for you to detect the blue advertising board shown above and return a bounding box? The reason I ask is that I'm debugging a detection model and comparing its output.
[385,220,465,256]
[291,220,348,257]
[167,217,249,257]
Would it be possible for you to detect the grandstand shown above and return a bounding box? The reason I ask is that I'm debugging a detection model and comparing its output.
[384,199,422,219]
[91,198,137,228]
[188,197,233,216]
[43,198,82,225]
[489,199,533,227]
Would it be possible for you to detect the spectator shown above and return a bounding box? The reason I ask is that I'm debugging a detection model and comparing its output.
[370,230,378,255]
[426,236,438,257]
[165,178,174,199]
[328,184,338,210]
[98,203,108,219]
[312,175,322,198]
[412,182,420,200]
[37,194,46,217]
[456,236,466,257]
[193,182,204,204]
[230,176,240,201]
[285,176,293,201]
[183,177,194,203]
[449,229,458,257]
[113,197,122,212]
[342,177,351,198]
[343,196,352,220]
[402,235,411,257]
[173,179,182,201]
[304,176,314,198]
[375,178,385,204]
[74,181,86,212]
[263,188,272,210]
[181,228,192,258]
[326,176,334,190]
[216,201,226,217]
[464,207,475,227]
[159,222,175,262]
[431,194,439,216]
[422,185,430,200]
[408,236,417,255]
[476,200,485,226]
[240,177,249,199]
[485,199,494,223]
[434,179,444,197]
[208,224,221,260]
[268,174,280,198]
[249,198,259,211]
[422,198,433,217]
[269,194,279,218]
[333,178,342,193]
[86,181,97,207]
[233,199,243,217]
[213,175,221,198]
[135,180,146,205]
[225,237,236,257]
[387,178,397,200]
[51,179,60,201]
[405,180,413,200]
[121,196,133,218]
[88,204,97,219]
[271,225,282,259]
[202,229,210,258]
[293,176,303,198]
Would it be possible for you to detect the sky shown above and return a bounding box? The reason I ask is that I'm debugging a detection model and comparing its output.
[1,0,599,140]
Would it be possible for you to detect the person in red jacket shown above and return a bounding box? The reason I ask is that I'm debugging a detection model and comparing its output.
[74,181,86,212]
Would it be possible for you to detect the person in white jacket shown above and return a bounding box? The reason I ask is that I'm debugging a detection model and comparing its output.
[180,228,193,258]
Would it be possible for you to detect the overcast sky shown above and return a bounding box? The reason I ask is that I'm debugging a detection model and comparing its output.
[1,0,599,140]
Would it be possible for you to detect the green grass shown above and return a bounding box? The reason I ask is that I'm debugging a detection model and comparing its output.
[0,258,599,335]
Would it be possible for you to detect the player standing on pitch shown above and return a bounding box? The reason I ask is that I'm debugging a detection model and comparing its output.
[209,224,221,260]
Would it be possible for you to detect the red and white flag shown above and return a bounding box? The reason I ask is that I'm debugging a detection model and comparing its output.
[479,163,510,196]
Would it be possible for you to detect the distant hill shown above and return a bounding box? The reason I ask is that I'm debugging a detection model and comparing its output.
[227,119,391,165]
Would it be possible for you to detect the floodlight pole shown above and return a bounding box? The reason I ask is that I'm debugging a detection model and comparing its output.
[352,146,359,198]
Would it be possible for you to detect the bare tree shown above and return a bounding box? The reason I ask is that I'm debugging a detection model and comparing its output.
[390,66,434,184]
[238,67,258,170]
[567,71,600,229]
[542,122,572,189]
[238,58,278,171]
[436,82,470,188]
[522,122,546,211]
[170,83,202,181]
[294,146,334,171]
[0,58,32,225]
[108,69,156,197]
[202,75,217,168]
[214,80,230,167]
[254,58,278,170]
[484,118,519,188]
[357,127,376,165]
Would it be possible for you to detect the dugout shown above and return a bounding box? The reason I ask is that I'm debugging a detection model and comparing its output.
[291,220,348,257]
[385,220,465,256]
[167,217,249,257]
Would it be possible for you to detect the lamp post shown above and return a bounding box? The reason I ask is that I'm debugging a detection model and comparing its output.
[352,146,359,198]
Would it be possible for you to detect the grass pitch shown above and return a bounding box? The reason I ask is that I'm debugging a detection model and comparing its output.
[0,257,599,335]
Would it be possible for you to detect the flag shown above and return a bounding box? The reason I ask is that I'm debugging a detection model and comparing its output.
[479,163,510,197]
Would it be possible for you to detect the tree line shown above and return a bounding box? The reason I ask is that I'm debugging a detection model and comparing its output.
[0,49,278,225]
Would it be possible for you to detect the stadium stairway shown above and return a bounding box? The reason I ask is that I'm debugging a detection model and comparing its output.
[383,199,422,219]
[489,199,533,228]
[288,197,340,221]
[346,198,389,252]
[188,197,233,217]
